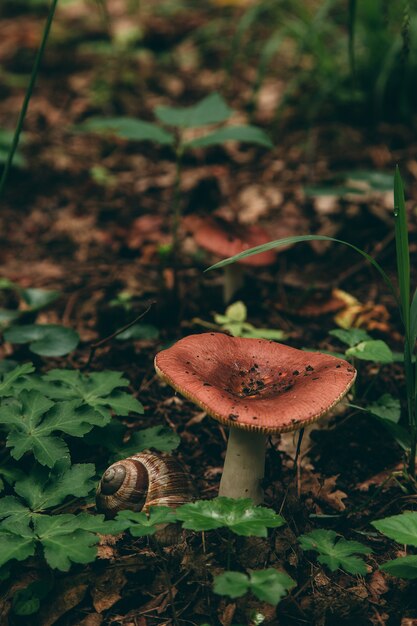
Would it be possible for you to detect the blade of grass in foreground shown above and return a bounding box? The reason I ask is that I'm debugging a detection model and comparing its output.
[206,234,398,305]
[394,166,410,335]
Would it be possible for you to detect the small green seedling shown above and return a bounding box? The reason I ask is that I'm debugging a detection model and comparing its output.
[213,568,295,606]
[329,328,393,364]
[298,529,371,575]
[372,512,417,579]
[193,300,286,340]
[78,93,272,298]
[175,497,285,537]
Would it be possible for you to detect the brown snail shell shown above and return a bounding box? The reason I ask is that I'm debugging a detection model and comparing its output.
[96,452,195,518]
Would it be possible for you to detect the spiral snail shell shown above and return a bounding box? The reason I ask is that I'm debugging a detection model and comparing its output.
[96,452,195,518]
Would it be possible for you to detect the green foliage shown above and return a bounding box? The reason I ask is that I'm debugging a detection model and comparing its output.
[372,512,417,579]
[110,425,180,460]
[213,568,295,605]
[0,130,26,168]
[345,340,393,364]
[299,529,371,575]
[4,324,79,357]
[194,300,286,341]
[329,328,372,348]
[116,323,159,341]
[176,497,285,537]
[78,93,272,152]
[0,280,60,329]
[116,506,177,537]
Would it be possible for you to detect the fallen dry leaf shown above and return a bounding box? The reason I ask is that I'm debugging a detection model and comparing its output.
[91,568,127,613]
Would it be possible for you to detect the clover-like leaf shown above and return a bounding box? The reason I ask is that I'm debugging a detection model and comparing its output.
[20,288,60,311]
[299,529,371,575]
[176,497,285,537]
[372,512,417,547]
[214,568,295,605]
[14,463,96,511]
[4,324,79,357]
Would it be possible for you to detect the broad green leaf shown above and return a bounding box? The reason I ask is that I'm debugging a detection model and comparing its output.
[14,463,96,511]
[78,117,174,145]
[299,529,370,575]
[116,506,177,537]
[365,394,401,422]
[4,324,79,357]
[12,579,52,616]
[224,301,247,323]
[34,515,99,571]
[346,340,393,363]
[213,571,249,599]
[23,369,143,417]
[241,326,287,341]
[0,496,32,525]
[206,235,397,305]
[0,363,34,397]
[186,125,273,150]
[20,288,60,311]
[380,555,417,579]
[329,328,371,347]
[372,512,417,547]
[155,93,231,128]
[0,532,36,567]
[116,323,159,341]
[111,425,180,460]
[249,569,295,605]
[176,498,285,537]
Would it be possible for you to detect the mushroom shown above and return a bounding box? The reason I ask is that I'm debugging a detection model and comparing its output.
[184,216,276,302]
[155,333,356,504]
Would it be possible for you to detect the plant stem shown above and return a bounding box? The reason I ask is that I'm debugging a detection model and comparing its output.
[0,0,59,200]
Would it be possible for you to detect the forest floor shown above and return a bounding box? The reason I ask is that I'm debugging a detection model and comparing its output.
[1,1,417,625]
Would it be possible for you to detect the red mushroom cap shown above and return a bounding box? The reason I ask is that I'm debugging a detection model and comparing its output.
[184,216,276,267]
[155,333,356,434]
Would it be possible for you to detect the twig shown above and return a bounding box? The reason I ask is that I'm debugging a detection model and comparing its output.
[83,301,154,369]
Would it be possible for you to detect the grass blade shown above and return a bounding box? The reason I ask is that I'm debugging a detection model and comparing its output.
[206,234,398,305]
[394,166,410,335]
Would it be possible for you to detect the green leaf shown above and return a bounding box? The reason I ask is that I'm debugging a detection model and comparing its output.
[78,117,174,145]
[329,328,372,347]
[24,369,143,417]
[116,323,159,341]
[34,514,99,571]
[224,301,247,323]
[410,286,417,347]
[213,571,249,599]
[14,463,96,511]
[0,531,36,567]
[0,363,34,398]
[346,340,393,363]
[185,125,273,150]
[205,235,397,306]
[4,324,79,357]
[213,569,295,605]
[0,496,32,525]
[20,288,60,311]
[0,390,69,467]
[249,569,296,605]
[241,326,287,341]
[116,506,177,537]
[155,93,232,128]
[111,425,180,459]
[393,167,410,335]
[299,529,371,575]
[380,555,417,579]
[365,394,401,422]
[372,512,417,547]
[176,498,285,537]
[12,579,52,616]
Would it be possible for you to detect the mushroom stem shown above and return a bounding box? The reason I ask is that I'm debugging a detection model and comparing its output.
[219,428,266,504]
[223,265,244,303]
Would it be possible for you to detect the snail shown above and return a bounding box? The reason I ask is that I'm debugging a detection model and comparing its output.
[96,452,196,518]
